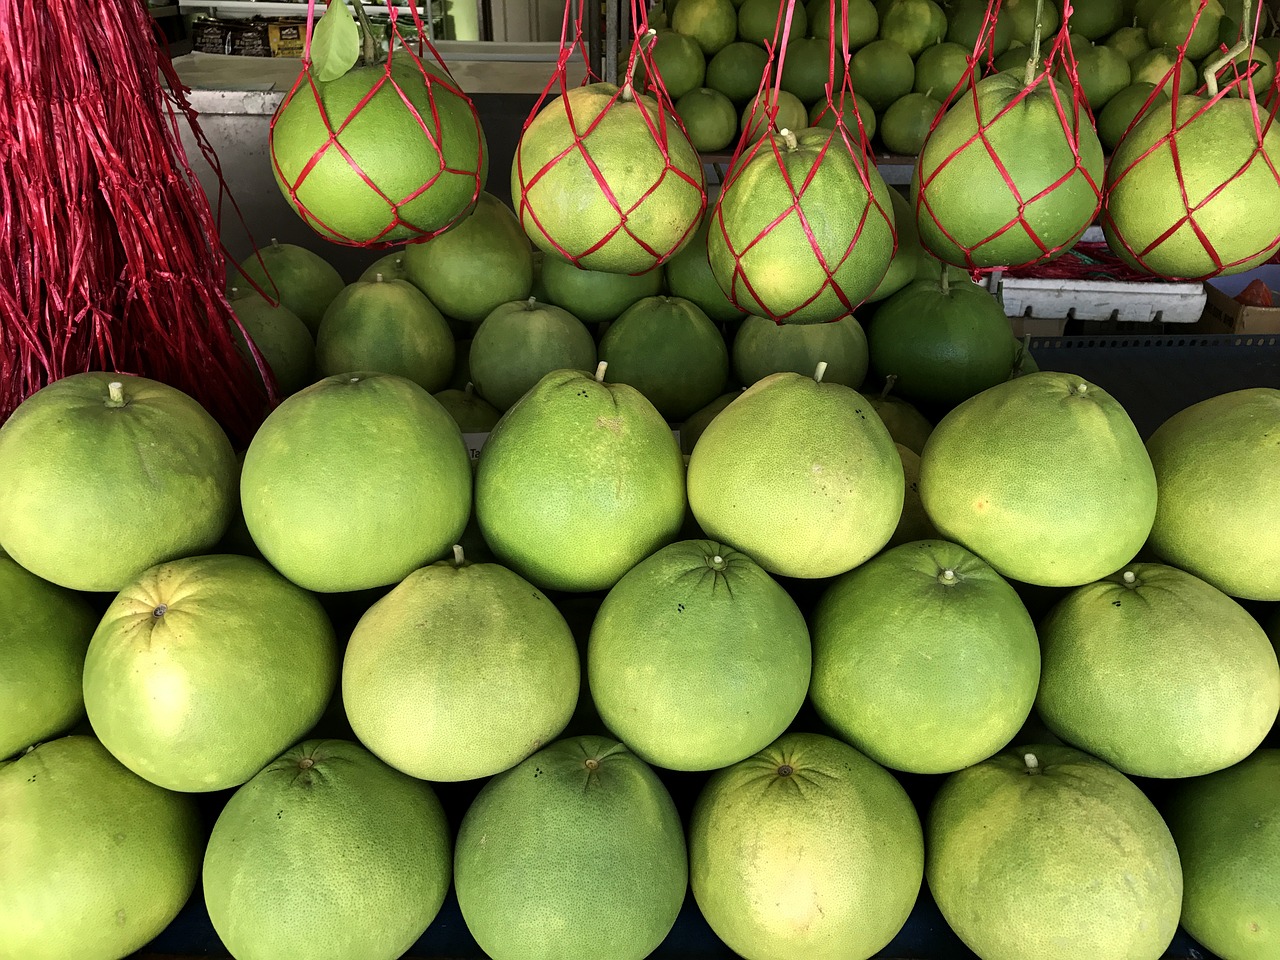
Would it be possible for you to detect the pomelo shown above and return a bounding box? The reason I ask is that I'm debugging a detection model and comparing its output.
[706,41,771,103]
[918,371,1157,587]
[812,539,1039,773]
[1105,96,1280,278]
[945,0,1014,58]
[690,732,923,960]
[1147,0,1224,60]
[83,554,338,792]
[228,293,315,396]
[914,41,970,97]
[779,37,831,104]
[867,274,1015,408]
[868,390,933,452]
[1036,562,1280,779]
[588,540,810,771]
[0,736,201,960]
[358,250,410,282]
[808,92,877,140]
[738,0,808,46]
[887,443,940,546]
[740,89,808,143]
[880,0,948,57]
[687,368,904,578]
[808,0,879,45]
[270,59,486,245]
[664,217,749,322]
[675,87,739,151]
[513,82,705,274]
[1097,82,1168,152]
[1144,388,1280,600]
[635,29,707,99]
[709,127,896,324]
[0,556,97,760]
[672,0,739,54]
[469,298,597,411]
[454,736,687,960]
[1072,42,1132,110]
[540,253,664,323]
[1070,0,1125,39]
[868,185,932,302]
[1003,0,1061,44]
[850,40,916,112]
[230,239,344,335]
[401,191,534,324]
[203,739,452,960]
[475,367,686,592]
[599,296,730,419]
[433,383,501,431]
[241,372,472,592]
[1130,46,1197,91]
[1224,44,1275,96]
[315,276,455,392]
[880,92,942,155]
[1106,24,1152,63]
[678,392,739,454]
[913,72,1104,268]
[927,744,1183,960]
[342,552,579,781]
[732,313,868,387]
[1164,748,1280,960]
[0,372,237,593]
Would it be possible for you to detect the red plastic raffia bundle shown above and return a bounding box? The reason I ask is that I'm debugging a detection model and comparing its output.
[706,0,897,324]
[269,0,487,248]
[1101,0,1280,279]
[0,0,269,440]
[510,0,707,275]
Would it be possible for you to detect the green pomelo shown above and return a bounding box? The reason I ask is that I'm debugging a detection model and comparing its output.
[945,0,1014,57]
[230,295,315,397]
[1144,388,1280,600]
[741,89,808,143]
[514,83,705,274]
[0,557,97,760]
[1104,97,1280,278]
[869,392,933,452]
[993,44,1031,73]
[918,371,1157,587]
[241,372,472,593]
[678,392,739,454]
[672,0,739,54]
[1164,748,1280,960]
[1225,45,1275,96]
[808,0,879,45]
[203,740,451,960]
[914,41,970,97]
[887,443,940,546]
[230,240,344,335]
[913,73,1104,268]
[881,0,948,57]
[709,127,896,324]
[812,539,1040,773]
[0,373,236,593]
[1106,24,1152,63]
[808,92,878,141]
[738,0,808,46]
[475,369,686,592]
[687,370,904,578]
[1131,46,1197,91]
[779,37,831,104]
[1070,42,1132,111]
[868,184,932,302]
[850,40,916,112]
[315,277,455,393]
[454,736,687,960]
[732,313,868,387]
[927,744,1183,960]
[676,87,739,151]
[1148,0,1224,60]
[1135,0,1164,24]
[881,92,942,155]
[540,252,665,323]
[690,732,923,960]
[665,217,748,323]
[358,250,410,283]
[636,30,707,99]
[343,557,579,781]
[1036,562,1280,779]
[588,540,810,771]
[867,275,1015,408]
[599,296,730,420]
[270,60,487,245]
[1004,0,1060,44]
[0,736,201,960]
[1258,35,1280,62]
[83,554,338,792]
[706,41,771,103]
[1097,82,1168,152]
[402,192,534,324]
[470,298,597,411]
[1070,0,1125,39]
[433,384,501,432]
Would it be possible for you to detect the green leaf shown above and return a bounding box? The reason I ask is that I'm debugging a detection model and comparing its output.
[312,0,361,83]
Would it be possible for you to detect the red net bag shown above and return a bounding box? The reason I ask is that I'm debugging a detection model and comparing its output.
[1101,0,1280,280]
[269,0,487,247]
[0,0,269,442]
[912,0,1103,272]
[511,0,707,276]
[706,0,897,325]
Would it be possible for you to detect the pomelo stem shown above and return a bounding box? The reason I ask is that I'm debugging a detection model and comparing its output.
[1024,752,1041,775]
[940,261,951,295]
[621,29,658,101]
[813,361,828,383]
[1074,382,1088,395]
[779,127,799,150]
[1204,0,1253,97]
[595,361,609,383]
[464,381,475,397]
[939,568,957,584]
[106,381,125,406]
[1024,0,1045,87]
[375,272,384,283]
[879,374,899,400]
[270,237,280,248]
[1122,570,1137,584]
[349,0,379,67]
[527,296,537,308]
[452,544,465,566]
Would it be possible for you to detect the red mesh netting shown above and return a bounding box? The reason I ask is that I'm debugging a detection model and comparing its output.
[511,0,707,275]
[269,1,487,248]
[708,0,897,324]
[0,0,270,444]
[912,0,1102,273]
[1100,0,1280,280]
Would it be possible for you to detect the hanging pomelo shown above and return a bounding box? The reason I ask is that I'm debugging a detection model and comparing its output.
[1103,95,1280,278]
[709,127,896,324]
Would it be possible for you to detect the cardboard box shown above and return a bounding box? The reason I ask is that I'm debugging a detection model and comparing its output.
[190,18,229,55]
[1195,264,1280,334]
